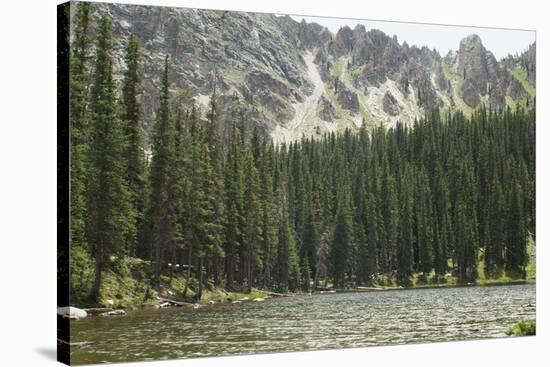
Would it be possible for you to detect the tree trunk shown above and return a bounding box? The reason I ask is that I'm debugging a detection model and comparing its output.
[169,245,176,282]
[198,256,204,300]
[205,258,211,286]
[246,250,252,293]
[313,265,320,289]
[226,245,234,287]
[213,254,220,286]
[182,243,193,298]
[153,227,162,288]
[91,259,103,303]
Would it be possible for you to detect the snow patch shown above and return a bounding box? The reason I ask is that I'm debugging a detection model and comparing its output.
[119,20,131,29]
[194,94,211,111]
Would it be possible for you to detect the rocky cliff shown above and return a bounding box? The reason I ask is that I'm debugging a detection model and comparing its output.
[82,2,536,143]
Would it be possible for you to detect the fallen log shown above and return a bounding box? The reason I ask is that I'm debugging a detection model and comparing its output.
[157,297,193,307]
[100,309,126,316]
[84,307,113,315]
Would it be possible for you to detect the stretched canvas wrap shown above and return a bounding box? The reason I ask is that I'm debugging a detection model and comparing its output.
[57,1,536,365]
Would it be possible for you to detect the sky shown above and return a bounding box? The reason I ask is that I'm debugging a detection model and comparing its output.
[288,15,535,60]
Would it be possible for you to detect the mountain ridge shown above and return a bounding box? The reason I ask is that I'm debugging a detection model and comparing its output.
[82,2,536,144]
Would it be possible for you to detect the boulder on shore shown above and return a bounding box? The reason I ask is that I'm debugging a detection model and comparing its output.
[57,307,87,320]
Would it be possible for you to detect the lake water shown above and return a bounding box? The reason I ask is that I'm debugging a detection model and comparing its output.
[70,284,535,364]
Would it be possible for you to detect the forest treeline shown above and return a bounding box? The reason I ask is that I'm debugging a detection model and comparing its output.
[68,5,535,303]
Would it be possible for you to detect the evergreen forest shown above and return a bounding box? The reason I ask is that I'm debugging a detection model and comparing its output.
[67,5,535,306]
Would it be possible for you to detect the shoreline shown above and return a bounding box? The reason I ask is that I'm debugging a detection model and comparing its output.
[332,279,535,293]
[68,279,535,318]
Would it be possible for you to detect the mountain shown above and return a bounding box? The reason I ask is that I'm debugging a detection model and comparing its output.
[85,2,536,143]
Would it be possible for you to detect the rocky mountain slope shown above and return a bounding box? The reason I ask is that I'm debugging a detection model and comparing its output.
[85,2,536,143]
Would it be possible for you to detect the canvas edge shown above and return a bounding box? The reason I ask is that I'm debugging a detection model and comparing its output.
[57,1,71,365]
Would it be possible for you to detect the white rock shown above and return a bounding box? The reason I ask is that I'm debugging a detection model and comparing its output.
[57,306,87,320]
[108,309,126,316]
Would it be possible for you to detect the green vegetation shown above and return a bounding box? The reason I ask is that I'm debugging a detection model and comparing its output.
[330,56,347,78]
[506,320,536,336]
[68,4,535,309]
[441,62,475,116]
[71,253,271,308]
[526,235,536,280]
[510,68,536,97]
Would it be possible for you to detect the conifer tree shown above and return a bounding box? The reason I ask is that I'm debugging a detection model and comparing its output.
[331,189,353,289]
[505,180,528,278]
[397,166,414,286]
[415,169,433,282]
[121,33,146,257]
[258,143,277,288]
[224,121,245,286]
[205,89,225,286]
[70,2,92,252]
[148,56,176,286]
[276,202,301,292]
[86,16,133,301]
[69,2,92,300]
[485,170,506,277]
[243,149,262,292]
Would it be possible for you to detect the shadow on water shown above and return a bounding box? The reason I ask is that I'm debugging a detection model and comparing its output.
[36,347,57,361]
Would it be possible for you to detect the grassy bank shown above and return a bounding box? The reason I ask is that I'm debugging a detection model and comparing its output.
[506,320,536,336]
[71,255,275,309]
[71,247,535,310]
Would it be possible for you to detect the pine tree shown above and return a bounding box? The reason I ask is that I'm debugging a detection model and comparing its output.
[148,56,176,286]
[331,191,353,289]
[258,143,277,288]
[121,33,146,257]
[276,203,301,292]
[169,101,189,283]
[485,169,505,277]
[397,165,414,286]
[505,180,528,278]
[69,2,91,249]
[205,89,225,286]
[364,193,379,285]
[224,121,245,286]
[415,169,433,283]
[302,210,320,285]
[380,168,398,278]
[86,16,133,301]
[243,149,262,292]
[432,163,450,280]
[69,2,92,300]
